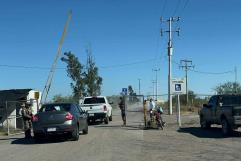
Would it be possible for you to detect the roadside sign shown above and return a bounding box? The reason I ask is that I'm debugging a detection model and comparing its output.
[122,88,128,95]
[171,78,186,95]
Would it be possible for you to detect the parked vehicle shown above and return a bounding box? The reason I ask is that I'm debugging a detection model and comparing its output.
[199,94,241,136]
[80,96,113,124]
[32,103,88,141]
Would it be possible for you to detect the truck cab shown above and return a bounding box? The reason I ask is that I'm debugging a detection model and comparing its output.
[200,94,241,136]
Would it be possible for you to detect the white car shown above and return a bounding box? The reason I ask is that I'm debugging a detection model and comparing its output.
[80,96,113,124]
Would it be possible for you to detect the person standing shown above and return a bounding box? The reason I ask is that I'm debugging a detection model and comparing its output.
[21,102,33,139]
[149,98,156,118]
[118,97,126,126]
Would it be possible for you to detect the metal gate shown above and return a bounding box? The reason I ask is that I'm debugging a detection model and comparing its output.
[123,95,145,128]
[0,99,39,135]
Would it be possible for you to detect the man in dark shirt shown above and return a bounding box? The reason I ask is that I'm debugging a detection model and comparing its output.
[118,97,126,126]
[21,103,32,139]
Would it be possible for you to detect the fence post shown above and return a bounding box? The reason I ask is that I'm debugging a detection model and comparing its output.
[143,99,147,128]
[5,101,10,136]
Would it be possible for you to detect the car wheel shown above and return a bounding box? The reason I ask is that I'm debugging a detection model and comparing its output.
[71,126,79,141]
[200,116,211,129]
[104,115,109,124]
[221,118,231,136]
[109,112,112,121]
[83,123,88,135]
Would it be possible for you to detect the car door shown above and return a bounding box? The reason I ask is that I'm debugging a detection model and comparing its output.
[215,95,224,123]
[208,95,218,123]
[75,104,87,130]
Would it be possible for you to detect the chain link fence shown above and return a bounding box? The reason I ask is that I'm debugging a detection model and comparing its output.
[145,94,212,113]
[0,99,39,135]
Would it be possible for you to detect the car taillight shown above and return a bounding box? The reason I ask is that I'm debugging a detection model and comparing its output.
[103,105,107,111]
[32,115,39,122]
[65,112,74,120]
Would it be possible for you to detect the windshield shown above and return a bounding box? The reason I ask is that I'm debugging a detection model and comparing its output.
[83,97,105,104]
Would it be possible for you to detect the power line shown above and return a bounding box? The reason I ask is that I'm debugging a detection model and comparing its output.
[190,69,234,75]
[172,0,181,16]
[161,0,167,16]
[173,0,190,31]
[0,64,51,70]
[0,57,160,70]
[99,58,157,69]
[163,56,234,75]
[179,0,190,17]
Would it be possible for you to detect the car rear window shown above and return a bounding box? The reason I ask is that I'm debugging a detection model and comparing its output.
[222,96,241,106]
[83,97,105,104]
[40,104,71,112]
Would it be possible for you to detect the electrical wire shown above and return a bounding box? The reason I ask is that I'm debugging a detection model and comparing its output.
[172,0,181,16]
[161,0,167,16]
[99,58,157,69]
[163,56,234,75]
[190,69,234,75]
[179,0,190,17]
[0,58,158,70]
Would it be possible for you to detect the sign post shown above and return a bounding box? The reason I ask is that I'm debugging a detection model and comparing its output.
[171,78,186,127]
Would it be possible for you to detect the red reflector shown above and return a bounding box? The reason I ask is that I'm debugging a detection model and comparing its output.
[103,105,107,111]
[65,112,74,120]
[32,115,39,122]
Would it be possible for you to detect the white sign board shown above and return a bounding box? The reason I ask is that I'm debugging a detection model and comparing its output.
[171,78,186,95]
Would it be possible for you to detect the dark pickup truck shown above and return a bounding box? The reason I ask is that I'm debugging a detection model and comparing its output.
[199,95,241,136]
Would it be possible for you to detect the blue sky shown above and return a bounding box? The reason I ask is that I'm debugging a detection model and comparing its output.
[1,0,241,99]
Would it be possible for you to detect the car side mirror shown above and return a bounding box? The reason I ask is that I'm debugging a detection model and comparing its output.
[109,102,114,105]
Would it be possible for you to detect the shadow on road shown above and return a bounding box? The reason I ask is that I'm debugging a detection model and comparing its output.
[11,137,68,145]
[0,137,20,141]
[178,127,241,138]
[93,124,144,130]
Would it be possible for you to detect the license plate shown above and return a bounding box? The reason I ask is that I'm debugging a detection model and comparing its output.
[89,113,94,116]
[47,128,56,132]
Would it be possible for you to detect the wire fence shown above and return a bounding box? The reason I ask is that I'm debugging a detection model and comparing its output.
[0,99,39,135]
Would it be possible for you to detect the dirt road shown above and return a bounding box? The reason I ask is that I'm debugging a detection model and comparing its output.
[0,109,240,161]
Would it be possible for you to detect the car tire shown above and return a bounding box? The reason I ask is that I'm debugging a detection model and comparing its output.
[221,118,231,136]
[109,112,112,121]
[104,115,109,124]
[83,123,88,135]
[71,126,79,141]
[200,116,211,129]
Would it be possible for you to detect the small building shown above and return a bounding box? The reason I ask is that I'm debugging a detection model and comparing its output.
[0,89,41,129]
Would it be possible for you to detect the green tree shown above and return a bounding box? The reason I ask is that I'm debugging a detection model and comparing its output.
[214,81,241,94]
[61,51,85,100]
[128,85,134,95]
[84,48,103,96]
[52,94,76,103]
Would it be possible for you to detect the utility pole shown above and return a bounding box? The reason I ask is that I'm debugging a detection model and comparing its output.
[161,17,180,115]
[40,10,72,104]
[152,80,156,98]
[138,79,141,95]
[153,68,160,101]
[179,59,194,106]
